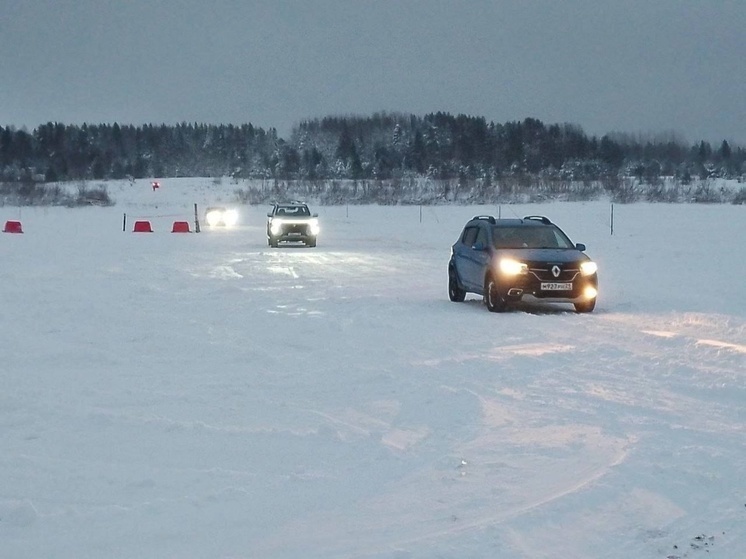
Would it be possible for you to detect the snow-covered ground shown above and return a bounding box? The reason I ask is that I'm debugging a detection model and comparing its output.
[2,179,745,559]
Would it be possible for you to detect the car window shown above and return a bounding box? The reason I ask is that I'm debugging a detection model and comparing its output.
[475,227,488,247]
[278,205,310,217]
[462,226,478,247]
[492,226,574,249]
[547,227,575,248]
[492,227,524,248]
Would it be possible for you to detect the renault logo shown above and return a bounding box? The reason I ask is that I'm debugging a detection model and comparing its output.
[551,265,561,278]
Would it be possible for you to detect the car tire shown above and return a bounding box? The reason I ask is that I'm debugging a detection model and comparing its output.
[574,298,596,313]
[306,237,317,247]
[448,268,466,302]
[269,237,279,248]
[485,276,507,312]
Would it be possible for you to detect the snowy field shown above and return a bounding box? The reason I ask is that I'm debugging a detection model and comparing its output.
[2,179,745,559]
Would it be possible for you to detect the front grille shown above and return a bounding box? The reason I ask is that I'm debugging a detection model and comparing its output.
[528,267,579,282]
[283,224,308,234]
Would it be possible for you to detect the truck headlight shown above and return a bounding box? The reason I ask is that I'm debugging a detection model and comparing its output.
[580,261,598,276]
[223,209,239,227]
[270,219,284,235]
[309,218,320,236]
[499,258,528,276]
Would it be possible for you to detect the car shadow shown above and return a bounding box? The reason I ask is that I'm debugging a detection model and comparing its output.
[269,244,316,249]
[458,297,580,315]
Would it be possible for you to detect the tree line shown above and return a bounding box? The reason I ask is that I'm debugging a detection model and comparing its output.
[1,113,744,185]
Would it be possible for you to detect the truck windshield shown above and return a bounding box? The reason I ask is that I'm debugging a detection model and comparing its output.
[278,205,310,217]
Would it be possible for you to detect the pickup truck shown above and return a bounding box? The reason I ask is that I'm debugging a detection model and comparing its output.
[266,202,320,247]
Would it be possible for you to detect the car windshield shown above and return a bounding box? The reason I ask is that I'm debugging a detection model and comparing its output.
[491,225,574,249]
[276,205,310,217]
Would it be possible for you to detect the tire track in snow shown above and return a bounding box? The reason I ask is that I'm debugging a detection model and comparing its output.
[253,310,745,557]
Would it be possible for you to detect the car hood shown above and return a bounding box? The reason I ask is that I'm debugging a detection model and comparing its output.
[498,248,590,264]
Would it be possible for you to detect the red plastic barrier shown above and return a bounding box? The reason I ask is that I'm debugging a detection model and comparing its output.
[3,220,23,233]
[133,220,153,233]
[171,221,191,233]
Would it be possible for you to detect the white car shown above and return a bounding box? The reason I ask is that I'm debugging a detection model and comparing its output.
[204,206,239,227]
[266,202,319,247]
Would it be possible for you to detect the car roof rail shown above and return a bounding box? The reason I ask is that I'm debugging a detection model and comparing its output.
[523,215,552,225]
[471,215,496,224]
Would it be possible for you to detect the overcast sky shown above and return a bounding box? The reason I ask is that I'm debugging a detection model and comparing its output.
[2,0,745,145]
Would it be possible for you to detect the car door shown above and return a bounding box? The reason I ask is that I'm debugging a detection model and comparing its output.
[454,225,489,290]
[467,226,491,291]
[452,226,476,289]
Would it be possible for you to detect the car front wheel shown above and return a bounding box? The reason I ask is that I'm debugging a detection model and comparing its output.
[448,269,466,302]
[485,276,507,312]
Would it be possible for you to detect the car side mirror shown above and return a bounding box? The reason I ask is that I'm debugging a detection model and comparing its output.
[575,243,586,251]
[312,213,318,218]
[267,213,273,218]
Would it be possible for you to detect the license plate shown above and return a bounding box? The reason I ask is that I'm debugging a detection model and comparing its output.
[541,282,572,291]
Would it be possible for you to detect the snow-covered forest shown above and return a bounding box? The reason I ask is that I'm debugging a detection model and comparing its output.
[2,114,745,189]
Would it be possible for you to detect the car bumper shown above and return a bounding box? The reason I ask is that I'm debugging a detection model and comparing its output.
[272,231,314,242]
[511,293,593,305]
[501,275,598,303]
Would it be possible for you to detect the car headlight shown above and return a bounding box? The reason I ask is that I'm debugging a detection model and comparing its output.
[205,210,223,226]
[223,209,239,227]
[580,261,598,276]
[270,219,284,235]
[499,258,528,276]
[309,218,320,236]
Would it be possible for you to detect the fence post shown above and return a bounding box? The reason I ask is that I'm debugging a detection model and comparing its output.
[610,203,614,236]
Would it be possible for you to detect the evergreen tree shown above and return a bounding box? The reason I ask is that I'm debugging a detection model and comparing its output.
[719,140,731,160]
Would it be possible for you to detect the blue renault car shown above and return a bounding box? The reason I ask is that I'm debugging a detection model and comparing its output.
[448,215,598,312]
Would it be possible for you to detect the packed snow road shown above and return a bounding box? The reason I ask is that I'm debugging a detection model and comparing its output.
[2,196,745,558]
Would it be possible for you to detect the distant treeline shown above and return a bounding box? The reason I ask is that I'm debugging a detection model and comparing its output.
[1,112,744,184]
